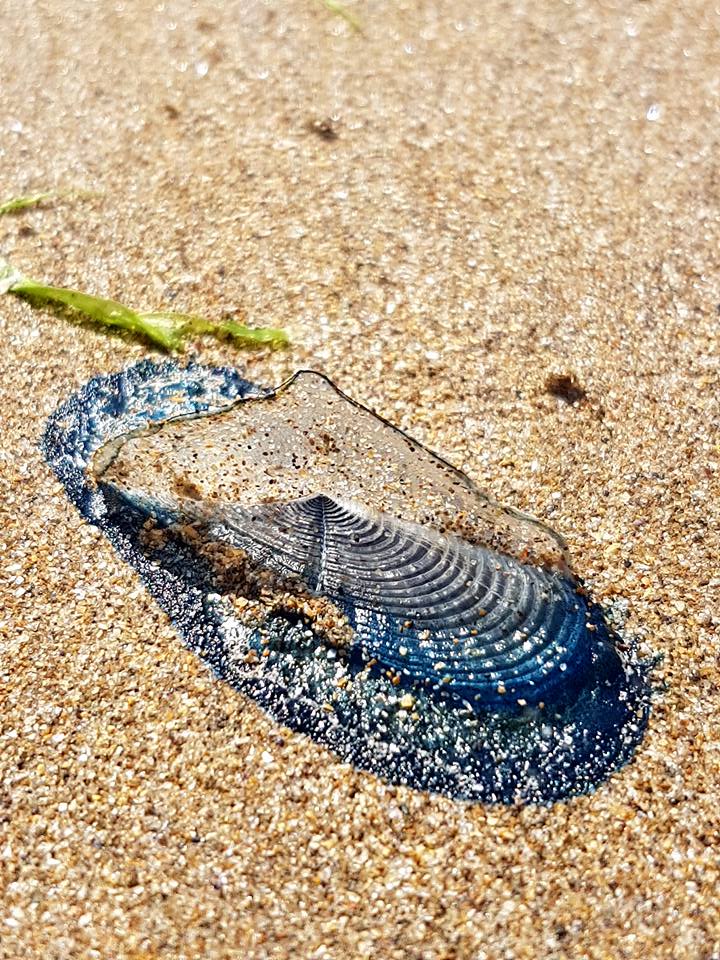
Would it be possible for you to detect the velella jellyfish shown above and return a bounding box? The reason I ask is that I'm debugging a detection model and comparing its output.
[43,361,651,803]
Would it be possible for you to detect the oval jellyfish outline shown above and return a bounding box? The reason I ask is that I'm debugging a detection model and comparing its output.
[43,361,651,804]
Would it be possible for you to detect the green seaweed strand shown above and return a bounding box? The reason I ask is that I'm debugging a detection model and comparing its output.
[319,0,362,33]
[0,261,288,352]
[0,193,53,215]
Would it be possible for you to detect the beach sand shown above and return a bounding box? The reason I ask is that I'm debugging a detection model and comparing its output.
[1,1,719,957]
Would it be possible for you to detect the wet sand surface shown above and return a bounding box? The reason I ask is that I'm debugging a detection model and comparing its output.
[1,1,719,957]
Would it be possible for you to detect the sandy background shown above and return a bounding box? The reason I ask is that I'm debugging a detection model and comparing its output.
[1,1,719,957]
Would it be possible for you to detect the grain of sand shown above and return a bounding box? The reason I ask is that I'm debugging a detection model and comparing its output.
[0,1,719,958]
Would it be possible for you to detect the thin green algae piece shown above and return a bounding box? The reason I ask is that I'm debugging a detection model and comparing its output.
[141,312,290,350]
[319,0,363,33]
[0,193,53,215]
[0,260,288,352]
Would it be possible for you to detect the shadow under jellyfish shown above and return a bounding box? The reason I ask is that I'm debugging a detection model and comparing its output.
[43,361,651,803]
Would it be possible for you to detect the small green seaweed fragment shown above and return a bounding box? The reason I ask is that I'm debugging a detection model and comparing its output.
[318,0,363,33]
[0,260,288,352]
[0,193,53,215]
[1,268,183,350]
[140,312,290,349]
